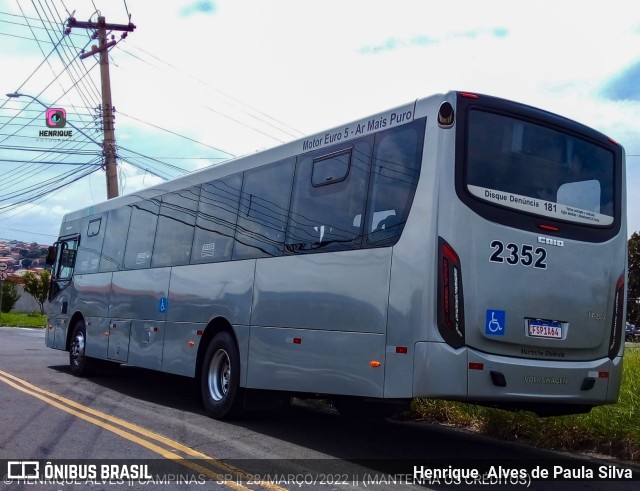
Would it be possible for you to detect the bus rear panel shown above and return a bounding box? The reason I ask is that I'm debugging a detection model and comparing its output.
[416,92,626,415]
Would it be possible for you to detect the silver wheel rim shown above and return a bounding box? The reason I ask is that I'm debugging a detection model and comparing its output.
[70,331,85,367]
[207,349,231,401]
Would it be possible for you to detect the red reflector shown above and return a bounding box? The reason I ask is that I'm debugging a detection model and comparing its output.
[468,362,484,370]
[293,337,302,344]
[539,224,559,231]
[598,371,609,379]
[153,327,158,332]
[396,346,408,354]
[459,92,479,99]
[196,330,203,336]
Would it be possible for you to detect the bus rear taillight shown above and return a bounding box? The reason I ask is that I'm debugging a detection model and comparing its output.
[608,274,625,359]
[437,237,465,348]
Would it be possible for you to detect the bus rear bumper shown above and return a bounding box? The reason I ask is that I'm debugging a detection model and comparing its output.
[413,342,622,406]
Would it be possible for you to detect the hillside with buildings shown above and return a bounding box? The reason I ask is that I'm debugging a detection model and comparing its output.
[0,239,51,282]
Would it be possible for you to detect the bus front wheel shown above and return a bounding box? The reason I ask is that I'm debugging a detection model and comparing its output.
[69,320,91,376]
[201,332,244,419]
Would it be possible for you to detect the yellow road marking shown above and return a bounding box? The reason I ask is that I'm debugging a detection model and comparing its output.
[0,369,289,491]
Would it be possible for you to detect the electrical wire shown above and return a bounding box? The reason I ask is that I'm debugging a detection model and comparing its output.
[117,111,234,158]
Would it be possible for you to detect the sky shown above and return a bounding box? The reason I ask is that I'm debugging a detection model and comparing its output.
[0,0,639,245]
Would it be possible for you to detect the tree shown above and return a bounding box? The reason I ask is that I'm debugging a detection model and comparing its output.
[1,280,20,313]
[628,232,640,326]
[21,258,33,269]
[22,270,50,315]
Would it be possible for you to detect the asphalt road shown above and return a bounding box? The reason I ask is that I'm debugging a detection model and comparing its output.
[0,326,638,491]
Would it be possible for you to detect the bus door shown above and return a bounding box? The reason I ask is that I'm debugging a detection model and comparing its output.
[46,235,79,350]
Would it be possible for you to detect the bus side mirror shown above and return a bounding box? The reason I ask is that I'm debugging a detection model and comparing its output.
[46,246,57,266]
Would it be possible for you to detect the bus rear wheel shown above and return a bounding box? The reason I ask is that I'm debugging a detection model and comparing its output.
[69,320,91,376]
[201,332,244,419]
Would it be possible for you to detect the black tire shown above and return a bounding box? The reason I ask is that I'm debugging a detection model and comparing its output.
[200,331,244,419]
[69,319,91,376]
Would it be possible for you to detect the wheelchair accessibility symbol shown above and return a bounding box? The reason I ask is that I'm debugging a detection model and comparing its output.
[486,310,505,336]
[159,297,168,313]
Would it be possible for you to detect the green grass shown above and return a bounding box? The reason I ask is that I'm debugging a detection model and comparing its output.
[0,311,46,328]
[409,344,640,462]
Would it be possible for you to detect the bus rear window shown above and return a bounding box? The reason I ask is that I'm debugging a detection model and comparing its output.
[465,110,614,226]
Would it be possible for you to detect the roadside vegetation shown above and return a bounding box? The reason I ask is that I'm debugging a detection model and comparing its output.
[0,312,46,328]
[408,344,640,463]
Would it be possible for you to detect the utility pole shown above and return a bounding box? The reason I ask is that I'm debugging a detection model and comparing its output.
[67,16,136,198]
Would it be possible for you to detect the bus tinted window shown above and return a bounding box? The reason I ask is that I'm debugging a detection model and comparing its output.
[99,207,132,272]
[233,158,295,259]
[364,119,425,246]
[76,216,106,274]
[152,188,199,267]
[311,149,351,186]
[57,237,78,279]
[287,139,371,253]
[466,110,614,226]
[192,174,242,264]
[124,200,159,269]
[87,218,101,237]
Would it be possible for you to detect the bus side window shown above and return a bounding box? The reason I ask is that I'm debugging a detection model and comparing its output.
[286,138,371,253]
[75,216,106,274]
[124,200,160,269]
[99,207,132,272]
[152,187,199,268]
[192,174,242,264]
[233,158,295,260]
[365,119,425,247]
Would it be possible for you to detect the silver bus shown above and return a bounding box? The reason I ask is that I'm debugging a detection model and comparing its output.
[45,91,627,419]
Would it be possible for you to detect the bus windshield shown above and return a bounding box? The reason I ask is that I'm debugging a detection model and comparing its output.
[465,110,615,226]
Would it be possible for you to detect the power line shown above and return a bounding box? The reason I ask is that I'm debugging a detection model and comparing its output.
[1,2,296,208]
[0,158,101,165]
[115,44,304,143]
[0,9,72,28]
[29,0,101,127]
[129,44,305,138]
[0,144,99,155]
[117,145,188,175]
[0,160,101,210]
[117,111,234,157]
[0,226,57,238]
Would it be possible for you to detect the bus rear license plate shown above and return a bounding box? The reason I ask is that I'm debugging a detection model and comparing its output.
[528,320,562,339]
